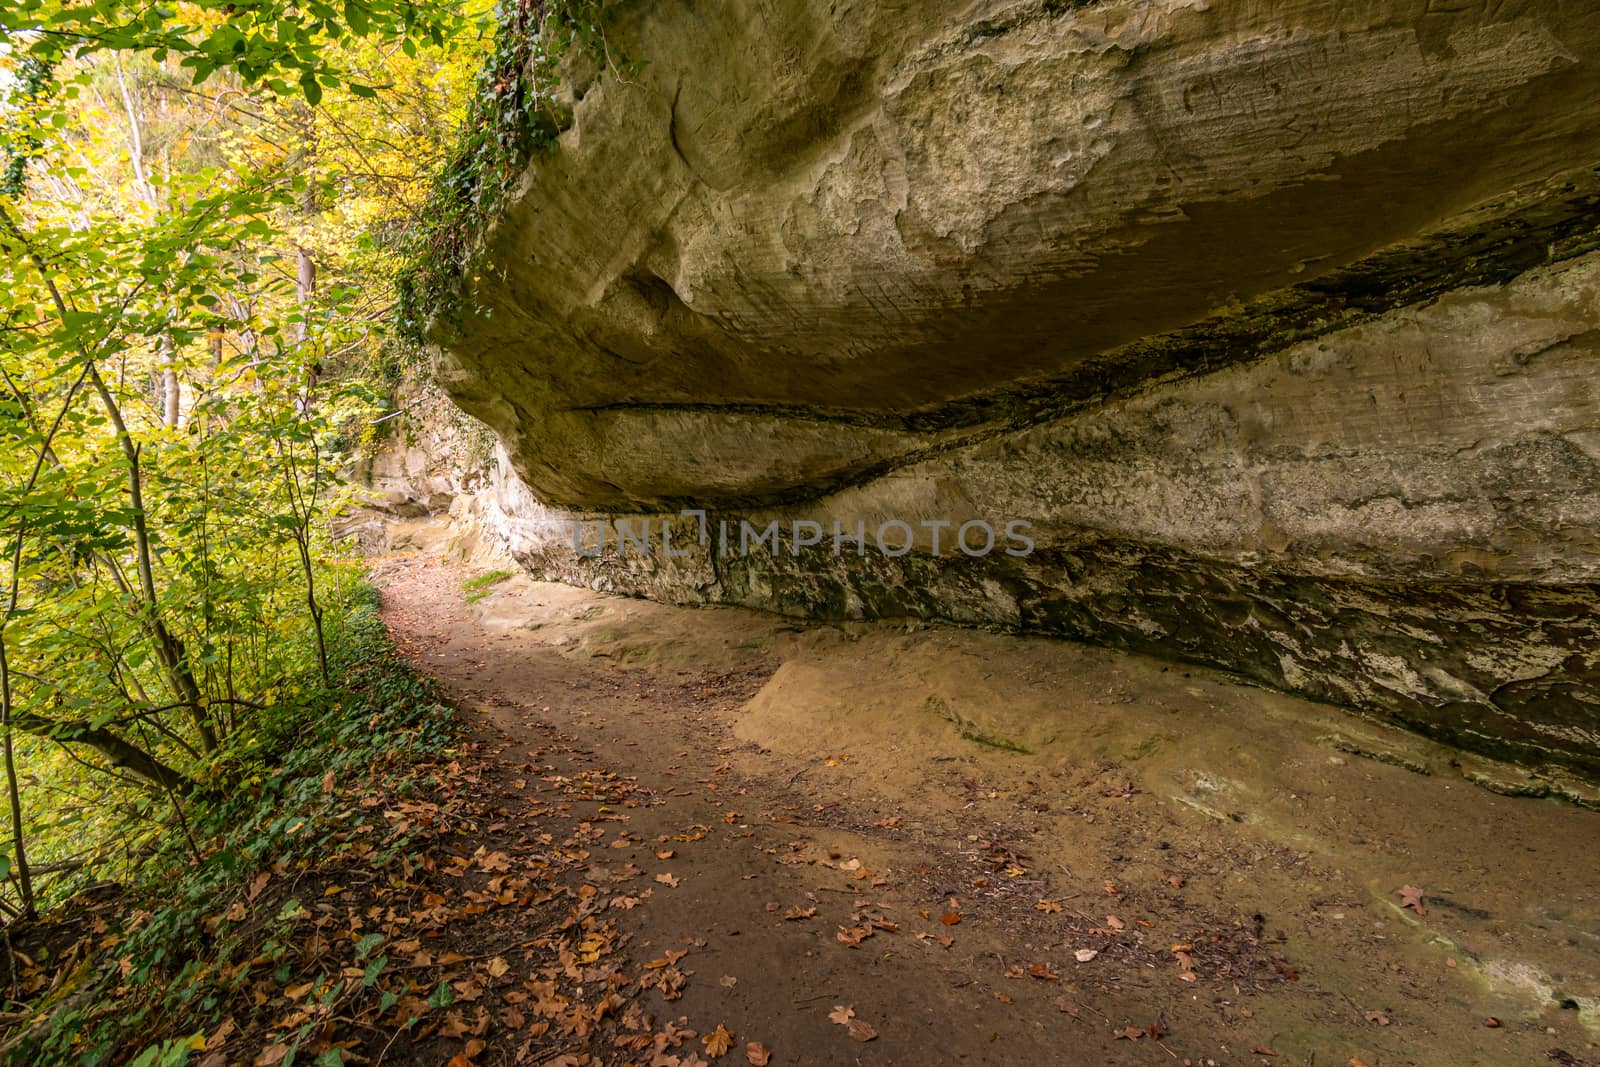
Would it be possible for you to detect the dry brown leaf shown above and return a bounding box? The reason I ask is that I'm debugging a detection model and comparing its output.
[828,1004,855,1026]
[1074,948,1098,963]
[745,1042,771,1066]
[846,1018,878,1043]
[1105,915,1125,931]
[704,1024,735,1058]
[253,1045,290,1067]
[1398,884,1426,916]
[939,912,962,926]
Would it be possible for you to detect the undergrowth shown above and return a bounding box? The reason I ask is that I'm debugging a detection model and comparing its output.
[4,584,459,1066]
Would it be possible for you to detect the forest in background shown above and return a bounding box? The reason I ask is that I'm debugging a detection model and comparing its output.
[0,1,599,1060]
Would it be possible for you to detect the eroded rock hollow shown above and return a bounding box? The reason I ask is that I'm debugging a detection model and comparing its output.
[427,0,1600,778]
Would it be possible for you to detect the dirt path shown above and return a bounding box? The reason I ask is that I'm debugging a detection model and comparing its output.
[374,544,1600,1067]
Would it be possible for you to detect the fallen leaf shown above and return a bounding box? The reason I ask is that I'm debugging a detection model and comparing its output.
[1054,996,1079,1017]
[1034,899,1062,914]
[1028,963,1060,981]
[1483,1016,1501,1028]
[940,912,962,926]
[1113,1025,1143,1040]
[657,850,676,860]
[719,975,738,988]
[656,873,681,887]
[704,1024,735,1057]
[828,1005,855,1026]
[253,1045,290,1067]
[745,1042,771,1066]
[846,1019,878,1042]
[1105,915,1125,931]
[1074,948,1099,963]
[783,906,816,921]
[1398,884,1427,916]
[993,991,1013,1003]
[1363,1010,1390,1026]
[1253,1047,1278,1056]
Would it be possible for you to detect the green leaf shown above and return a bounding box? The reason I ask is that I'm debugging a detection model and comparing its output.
[343,0,369,36]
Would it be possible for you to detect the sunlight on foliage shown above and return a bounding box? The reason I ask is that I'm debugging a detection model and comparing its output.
[0,0,485,926]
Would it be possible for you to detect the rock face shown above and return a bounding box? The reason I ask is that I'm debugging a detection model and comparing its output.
[429,0,1600,778]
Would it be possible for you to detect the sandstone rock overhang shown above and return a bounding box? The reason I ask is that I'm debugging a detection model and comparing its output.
[429,0,1600,780]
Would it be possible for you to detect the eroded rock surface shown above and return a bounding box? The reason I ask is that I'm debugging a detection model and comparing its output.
[427,0,1600,777]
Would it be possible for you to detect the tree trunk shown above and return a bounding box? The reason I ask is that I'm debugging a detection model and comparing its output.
[0,637,37,918]
[13,711,192,794]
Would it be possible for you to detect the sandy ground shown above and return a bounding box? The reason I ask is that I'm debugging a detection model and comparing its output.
[373,529,1600,1067]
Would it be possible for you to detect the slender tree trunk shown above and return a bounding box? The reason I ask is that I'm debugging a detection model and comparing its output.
[0,638,37,919]
[118,57,182,431]
[293,104,318,414]
[294,529,329,687]
[86,364,216,751]
[0,348,96,925]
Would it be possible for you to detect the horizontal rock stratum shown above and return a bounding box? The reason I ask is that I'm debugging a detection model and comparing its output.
[428,0,1600,778]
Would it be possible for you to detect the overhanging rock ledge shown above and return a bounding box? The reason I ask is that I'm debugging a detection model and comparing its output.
[424,0,1600,779]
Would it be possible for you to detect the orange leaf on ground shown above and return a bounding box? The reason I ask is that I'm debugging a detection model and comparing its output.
[704,1024,735,1058]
